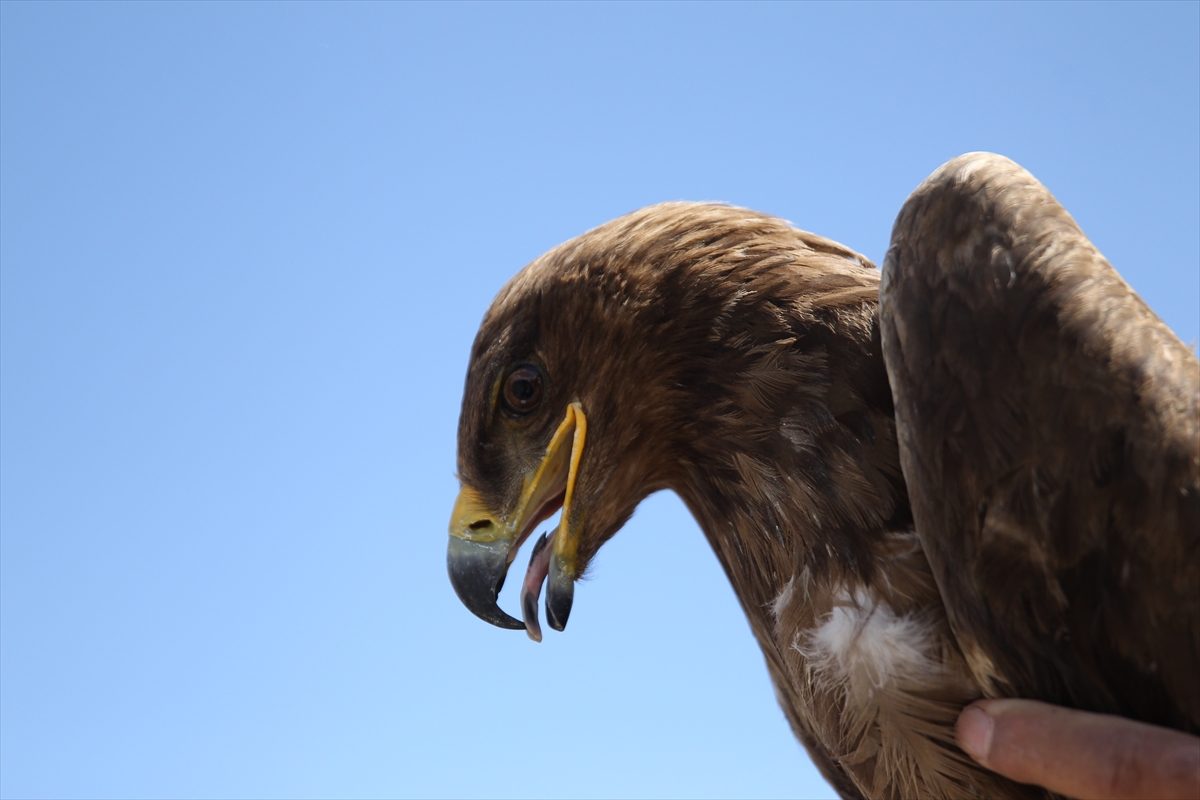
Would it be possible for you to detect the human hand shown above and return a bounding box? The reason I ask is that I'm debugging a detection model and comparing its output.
[956,699,1200,800]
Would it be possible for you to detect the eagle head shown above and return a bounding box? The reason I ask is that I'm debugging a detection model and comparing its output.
[448,201,886,641]
[448,204,703,640]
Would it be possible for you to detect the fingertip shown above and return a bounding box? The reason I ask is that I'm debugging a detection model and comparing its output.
[957,703,995,766]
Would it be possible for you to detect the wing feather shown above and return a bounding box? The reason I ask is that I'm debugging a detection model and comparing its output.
[879,152,1200,732]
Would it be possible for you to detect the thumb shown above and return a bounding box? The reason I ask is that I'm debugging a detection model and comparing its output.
[956,699,1200,800]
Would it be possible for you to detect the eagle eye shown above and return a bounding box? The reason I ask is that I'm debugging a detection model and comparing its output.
[501,364,543,414]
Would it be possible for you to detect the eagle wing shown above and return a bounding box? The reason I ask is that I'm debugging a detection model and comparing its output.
[878,152,1200,732]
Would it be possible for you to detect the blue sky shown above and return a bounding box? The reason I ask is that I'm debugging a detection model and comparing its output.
[1,3,1196,799]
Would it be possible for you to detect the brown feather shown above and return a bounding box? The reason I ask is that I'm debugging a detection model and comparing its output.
[880,152,1200,731]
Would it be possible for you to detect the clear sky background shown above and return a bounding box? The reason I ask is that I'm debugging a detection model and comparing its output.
[1,3,1197,799]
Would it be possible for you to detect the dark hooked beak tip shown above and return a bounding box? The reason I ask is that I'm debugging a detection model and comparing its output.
[446,536,525,630]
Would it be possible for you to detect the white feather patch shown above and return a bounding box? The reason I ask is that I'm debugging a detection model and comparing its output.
[797,585,939,701]
[770,576,795,621]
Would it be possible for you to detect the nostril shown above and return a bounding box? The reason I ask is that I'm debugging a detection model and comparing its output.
[468,519,494,530]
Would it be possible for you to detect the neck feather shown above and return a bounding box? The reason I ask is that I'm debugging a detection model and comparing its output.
[665,291,911,613]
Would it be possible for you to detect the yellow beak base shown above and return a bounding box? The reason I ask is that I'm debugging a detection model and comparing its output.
[447,403,588,634]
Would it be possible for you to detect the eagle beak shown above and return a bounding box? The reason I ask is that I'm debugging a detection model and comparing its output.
[447,403,587,639]
[446,530,525,630]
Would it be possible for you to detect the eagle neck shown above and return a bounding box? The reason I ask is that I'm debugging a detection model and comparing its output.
[664,303,912,615]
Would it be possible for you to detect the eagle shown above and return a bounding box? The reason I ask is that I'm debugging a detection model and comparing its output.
[446,153,1199,799]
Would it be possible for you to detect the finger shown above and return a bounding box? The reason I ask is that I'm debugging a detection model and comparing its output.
[957,699,1200,800]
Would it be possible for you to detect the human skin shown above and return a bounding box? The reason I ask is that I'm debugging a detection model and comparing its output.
[956,699,1200,800]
